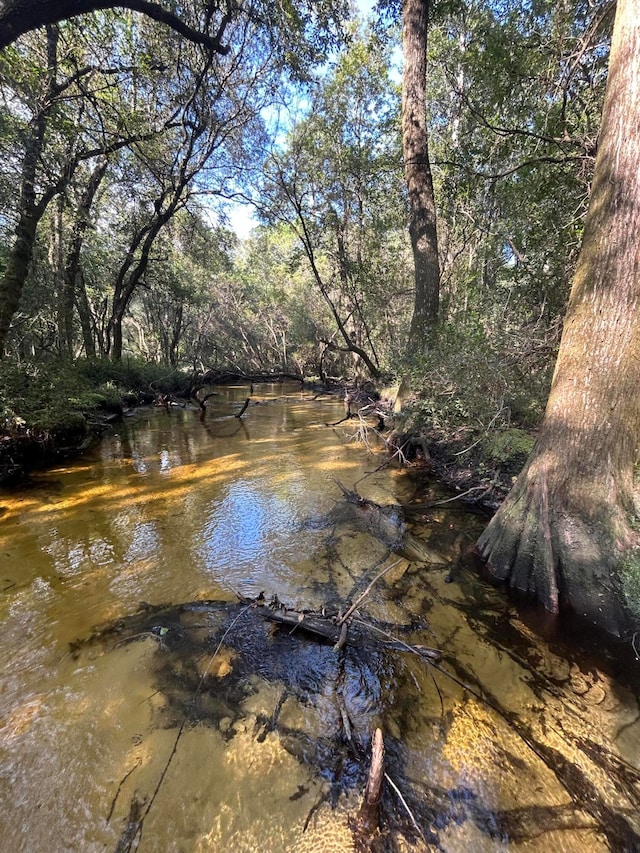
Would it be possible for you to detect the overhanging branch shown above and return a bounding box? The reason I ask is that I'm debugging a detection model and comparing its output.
[0,0,232,53]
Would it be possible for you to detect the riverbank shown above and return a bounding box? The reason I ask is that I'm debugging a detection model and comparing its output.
[0,358,193,484]
[0,359,536,503]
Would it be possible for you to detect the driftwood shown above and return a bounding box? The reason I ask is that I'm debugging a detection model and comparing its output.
[248,598,440,661]
[256,603,343,644]
[234,397,250,418]
[335,480,447,564]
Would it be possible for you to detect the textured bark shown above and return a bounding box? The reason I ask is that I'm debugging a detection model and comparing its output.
[0,0,231,53]
[52,195,67,356]
[353,728,384,850]
[478,0,640,636]
[402,0,440,349]
[106,196,180,360]
[75,268,97,358]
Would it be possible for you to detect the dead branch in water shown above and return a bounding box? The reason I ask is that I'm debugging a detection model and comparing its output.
[234,396,251,418]
[334,479,448,564]
[351,728,385,850]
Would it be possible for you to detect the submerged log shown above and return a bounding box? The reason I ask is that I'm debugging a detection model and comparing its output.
[335,480,447,564]
[255,603,343,644]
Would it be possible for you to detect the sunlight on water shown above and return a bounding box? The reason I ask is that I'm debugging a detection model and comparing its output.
[0,384,638,852]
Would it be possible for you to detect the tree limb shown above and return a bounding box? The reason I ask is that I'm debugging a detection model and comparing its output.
[0,0,231,53]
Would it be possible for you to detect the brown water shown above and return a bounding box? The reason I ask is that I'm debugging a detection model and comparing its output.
[1,384,639,853]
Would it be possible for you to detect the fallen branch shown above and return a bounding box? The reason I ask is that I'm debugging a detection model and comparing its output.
[234,397,251,418]
[337,560,403,626]
[334,480,447,564]
[352,728,385,850]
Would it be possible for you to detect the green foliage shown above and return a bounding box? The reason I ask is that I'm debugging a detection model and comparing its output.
[481,428,535,476]
[76,358,191,396]
[401,318,549,435]
[0,360,95,437]
[0,0,613,467]
[0,358,191,439]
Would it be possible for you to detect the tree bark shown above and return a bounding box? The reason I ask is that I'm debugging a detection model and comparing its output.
[477,0,640,636]
[106,194,181,360]
[61,158,108,358]
[0,0,231,53]
[402,0,440,349]
[75,268,97,358]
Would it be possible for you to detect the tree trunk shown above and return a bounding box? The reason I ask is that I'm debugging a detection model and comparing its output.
[61,157,108,359]
[52,195,68,357]
[0,26,57,356]
[75,268,97,358]
[477,0,640,636]
[110,311,124,361]
[402,0,440,350]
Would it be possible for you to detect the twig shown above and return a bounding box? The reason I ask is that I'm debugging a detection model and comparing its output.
[429,485,488,506]
[337,560,403,626]
[333,620,349,652]
[354,619,440,661]
[234,396,251,418]
[452,437,483,457]
[107,761,141,823]
[384,771,425,842]
[127,603,254,851]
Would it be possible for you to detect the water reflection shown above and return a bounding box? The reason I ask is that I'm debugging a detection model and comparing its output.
[0,384,638,852]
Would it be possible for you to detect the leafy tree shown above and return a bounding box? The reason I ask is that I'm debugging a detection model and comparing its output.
[259,29,407,378]
[399,0,611,432]
[477,0,639,635]
[0,18,177,354]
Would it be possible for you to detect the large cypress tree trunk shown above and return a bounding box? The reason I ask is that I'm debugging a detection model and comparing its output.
[402,0,440,350]
[477,0,640,636]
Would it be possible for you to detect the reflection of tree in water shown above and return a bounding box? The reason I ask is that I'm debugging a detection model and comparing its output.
[74,581,640,853]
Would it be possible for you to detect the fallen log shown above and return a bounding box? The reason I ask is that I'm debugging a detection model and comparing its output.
[249,599,440,661]
[256,603,343,644]
[334,480,447,564]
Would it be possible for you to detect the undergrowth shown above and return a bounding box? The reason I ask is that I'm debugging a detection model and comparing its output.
[390,319,549,495]
[0,357,190,436]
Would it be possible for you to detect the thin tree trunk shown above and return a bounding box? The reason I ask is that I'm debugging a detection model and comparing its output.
[75,268,97,358]
[61,157,108,358]
[0,26,58,356]
[52,195,68,357]
[402,0,440,350]
[477,0,640,636]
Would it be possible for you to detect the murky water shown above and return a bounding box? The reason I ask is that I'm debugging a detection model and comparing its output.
[1,384,639,852]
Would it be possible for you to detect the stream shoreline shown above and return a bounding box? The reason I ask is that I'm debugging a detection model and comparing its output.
[0,375,532,513]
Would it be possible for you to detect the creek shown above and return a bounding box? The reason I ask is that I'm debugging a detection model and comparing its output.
[1,384,639,852]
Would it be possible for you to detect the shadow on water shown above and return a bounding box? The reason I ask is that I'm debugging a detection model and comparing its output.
[73,564,640,852]
[2,389,640,852]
